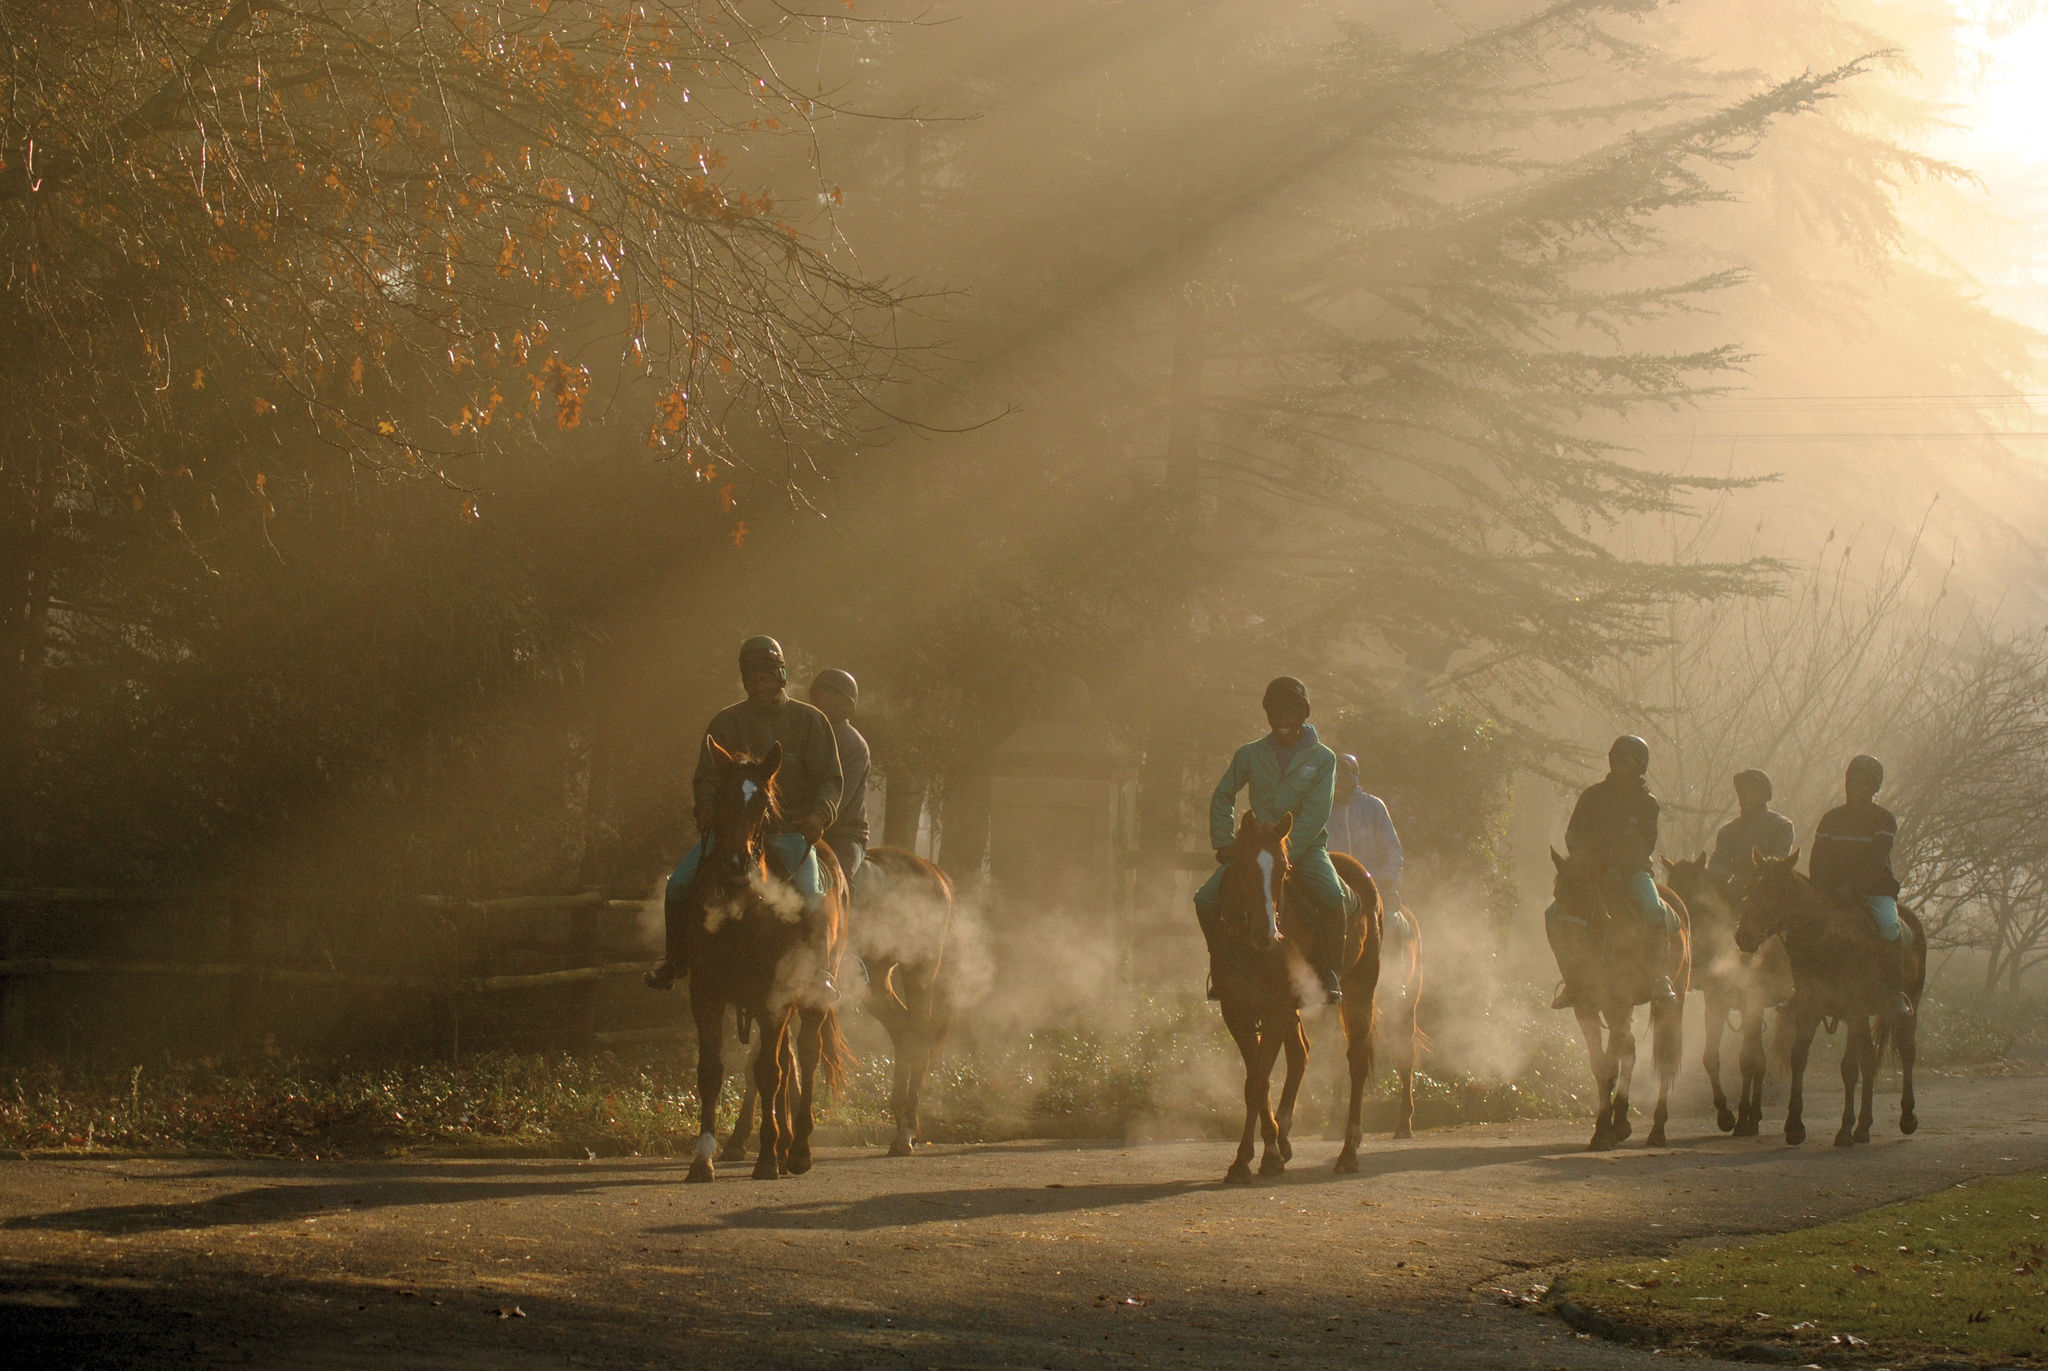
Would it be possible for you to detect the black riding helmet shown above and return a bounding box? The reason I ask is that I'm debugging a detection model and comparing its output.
[1608,734,1650,776]
[810,668,858,710]
[1263,676,1310,718]
[738,634,787,687]
[1846,754,1884,792]
[1733,768,1772,802]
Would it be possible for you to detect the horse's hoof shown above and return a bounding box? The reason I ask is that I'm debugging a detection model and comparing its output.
[685,1160,714,1184]
[1900,1112,1919,1135]
[1716,1107,1736,1133]
[1785,1123,1806,1147]
[1852,1126,1871,1145]
[751,1158,781,1180]
[1733,1120,1759,1138]
[1646,1127,1668,1148]
[1333,1150,1359,1174]
[1587,1131,1614,1152]
[888,1138,914,1158]
[1259,1154,1286,1177]
[786,1149,814,1175]
[1392,1123,1412,1141]
[1609,1117,1633,1145]
[1278,1136,1294,1164]
[1224,1164,1254,1185]
[1833,1130,1855,1148]
[717,1140,748,1164]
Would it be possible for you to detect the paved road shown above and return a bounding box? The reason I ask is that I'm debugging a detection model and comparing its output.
[3,1072,2045,1369]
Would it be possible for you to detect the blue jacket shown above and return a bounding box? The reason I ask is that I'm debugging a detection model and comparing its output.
[1208,725,1337,852]
[1329,789,1402,892]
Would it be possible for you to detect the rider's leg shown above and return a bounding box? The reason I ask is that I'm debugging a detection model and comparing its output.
[1864,896,1913,1017]
[1289,847,1348,1004]
[768,833,838,1003]
[1192,865,1228,1000]
[1545,901,1588,1009]
[825,835,866,887]
[645,840,708,990]
[1625,869,1679,1005]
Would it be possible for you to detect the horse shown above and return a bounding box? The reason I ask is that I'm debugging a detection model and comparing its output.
[1549,851,1691,1150]
[678,739,852,1182]
[1209,811,1381,1183]
[1735,852,1922,1148]
[1379,903,1424,1140]
[1662,854,1793,1137]
[721,845,959,1161]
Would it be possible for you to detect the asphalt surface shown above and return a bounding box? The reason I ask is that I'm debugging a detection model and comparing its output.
[2,1071,2045,1369]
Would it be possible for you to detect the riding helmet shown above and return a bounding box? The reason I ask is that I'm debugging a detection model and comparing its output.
[738,635,787,684]
[1733,768,1772,801]
[1846,754,1884,791]
[1262,676,1311,718]
[1608,734,1650,775]
[811,668,859,709]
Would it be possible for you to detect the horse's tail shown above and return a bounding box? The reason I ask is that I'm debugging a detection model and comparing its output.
[818,1008,854,1098]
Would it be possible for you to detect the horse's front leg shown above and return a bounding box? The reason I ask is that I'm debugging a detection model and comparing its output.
[1735,1013,1766,1137]
[786,1009,825,1175]
[688,995,725,1183]
[1896,1003,1919,1135]
[1608,1006,1639,1147]
[720,1035,759,1163]
[1574,1006,1614,1150]
[1853,1018,1877,1144]
[1222,1004,1263,1184]
[1703,992,1734,1132]
[1272,1014,1308,1169]
[1836,1017,1868,1147]
[1648,994,1683,1148]
[752,1013,791,1179]
[1784,1001,1819,1146]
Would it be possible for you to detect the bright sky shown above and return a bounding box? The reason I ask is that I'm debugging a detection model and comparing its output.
[1928,3,2048,333]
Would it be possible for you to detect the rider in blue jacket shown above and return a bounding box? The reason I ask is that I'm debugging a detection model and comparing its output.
[1194,677,1349,1004]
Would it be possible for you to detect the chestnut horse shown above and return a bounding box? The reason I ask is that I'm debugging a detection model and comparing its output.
[1210,812,1381,1183]
[1549,851,1691,1150]
[679,740,851,1182]
[723,846,959,1161]
[1663,854,1792,1137]
[1736,853,1922,1148]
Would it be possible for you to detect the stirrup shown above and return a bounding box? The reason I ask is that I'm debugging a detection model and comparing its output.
[643,960,680,991]
[1650,975,1678,1006]
[1550,981,1576,1011]
[1205,972,1221,1002]
[1890,991,1914,1019]
[1318,969,1343,1005]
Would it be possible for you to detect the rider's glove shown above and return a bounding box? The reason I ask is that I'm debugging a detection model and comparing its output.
[693,805,715,834]
[798,814,827,845]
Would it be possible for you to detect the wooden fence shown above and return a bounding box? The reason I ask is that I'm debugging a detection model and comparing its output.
[0,887,677,1062]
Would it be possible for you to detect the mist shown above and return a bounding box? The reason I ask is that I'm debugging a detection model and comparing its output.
[3,0,2047,1132]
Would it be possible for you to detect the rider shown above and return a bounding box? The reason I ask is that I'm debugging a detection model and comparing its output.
[1548,734,1678,1009]
[644,635,844,998]
[807,668,869,884]
[1707,768,1796,898]
[1328,752,1405,922]
[1810,754,1913,1019]
[1194,676,1349,1005]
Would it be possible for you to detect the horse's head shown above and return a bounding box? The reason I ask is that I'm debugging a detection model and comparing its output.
[1550,848,1609,927]
[1735,850,1803,953]
[1221,811,1293,950]
[1660,852,1708,904]
[703,738,781,885]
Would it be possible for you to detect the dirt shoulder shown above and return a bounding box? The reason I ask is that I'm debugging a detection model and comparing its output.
[2,1073,2045,1369]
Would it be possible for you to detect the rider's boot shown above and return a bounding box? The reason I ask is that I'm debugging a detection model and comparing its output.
[1889,939,1914,1019]
[1311,913,1344,1005]
[644,883,693,990]
[1548,919,1585,1010]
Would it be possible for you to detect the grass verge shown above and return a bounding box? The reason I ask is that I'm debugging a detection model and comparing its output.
[1557,1172,2048,1365]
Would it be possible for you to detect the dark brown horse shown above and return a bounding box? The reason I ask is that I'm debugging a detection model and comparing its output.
[1549,851,1690,1150]
[1663,854,1792,1137]
[723,846,959,1161]
[680,739,851,1182]
[1210,812,1381,1183]
[1736,853,1922,1148]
